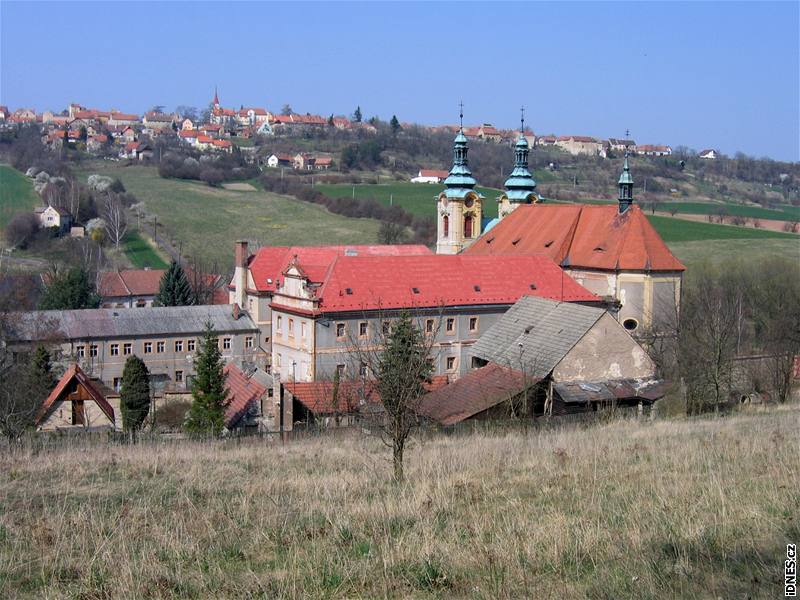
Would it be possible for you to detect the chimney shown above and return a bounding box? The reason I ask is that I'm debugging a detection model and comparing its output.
[233,241,249,308]
[232,303,241,320]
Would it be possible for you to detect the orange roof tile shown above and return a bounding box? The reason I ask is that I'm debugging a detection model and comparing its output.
[223,363,267,428]
[464,204,685,272]
[36,364,116,425]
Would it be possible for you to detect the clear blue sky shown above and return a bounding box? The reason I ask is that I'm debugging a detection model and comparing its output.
[1,1,798,161]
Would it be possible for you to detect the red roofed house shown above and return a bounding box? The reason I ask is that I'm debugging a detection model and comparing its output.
[223,362,278,431]
[263,251,597,383]
[411,169,450,184]
[266,153,294,168]
[0,105,9,120]
[464,156,685,334]
[107,112,140,127]
[212,139,233,153]
[555,135,605,156]
[635,144,672,156]
[121,141,152,160]
[99,268,228,308]
[36,364,121,432]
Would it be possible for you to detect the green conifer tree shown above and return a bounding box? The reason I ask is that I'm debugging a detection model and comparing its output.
[30,346,56,391]
[390,115,401,135]
[184,323,229,436]
[120,355,151,432]
[155,260,197,307]
[38,266,101,310]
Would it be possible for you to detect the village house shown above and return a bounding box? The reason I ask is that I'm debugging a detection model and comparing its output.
[555,135,606,156]
[121,141,152,160]
[536,134,557,146]
[0,105,8,120]
[36,364,121,432]
[293,153,315,170]
[7,305,263,395]
[416,296,664,425]
[699,148,719,159]
[86,134,109,153]
[635,144,672,156]
[265,253,598,383]
[222,362,286,432]
[608,138,637,154]
[98,269,227,308]
[34,205,72,234]
[411,169,450,184]
[181,118,194,130]
[143,112,177,130]
[266,153,294,168]
[236,107,271,127]
[107,112,140,127]
[314,156,333,170]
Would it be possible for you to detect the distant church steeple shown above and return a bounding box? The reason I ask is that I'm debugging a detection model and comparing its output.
[618,151,634,214]
[436,102,484,255]
[212,86,220,109]
[497,107,538,221]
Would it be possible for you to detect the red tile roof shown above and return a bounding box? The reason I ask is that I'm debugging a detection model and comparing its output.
[285,375,448,415]
[212,139,232,148]
[196,134,213,143]
[36,364,116,425]
[419,169,449,179]
[294,254,597,313]
[246,245,432,293]
[124,142,140,152]
[179,130,198,138]
[223,363,267,428]
[110,112,139,121]
[98,269,165,297]
[464,204,685,272]
[417,364,530,425]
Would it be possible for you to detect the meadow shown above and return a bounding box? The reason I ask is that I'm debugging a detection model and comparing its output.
[646,215,797,242]
[0,406,796,599]
[0,164,40,240]
[76,164,382,266]
[121,231,169,269]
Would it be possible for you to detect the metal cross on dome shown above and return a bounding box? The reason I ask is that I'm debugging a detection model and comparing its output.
[459,101,464,129]
[520,106,525,134]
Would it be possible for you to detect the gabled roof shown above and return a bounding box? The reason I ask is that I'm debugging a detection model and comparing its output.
[464,204,685,272]
[36,364,116,424]
[223,363,268,428]
[471,295,607,378]
[418,169,449,178]
[301,255,597,313]
[245,245,432,293]
[98,269,165,298]
[417,364,530,425]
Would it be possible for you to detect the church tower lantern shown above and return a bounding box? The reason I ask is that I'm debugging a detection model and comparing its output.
[436,104,484,255]
[618,152,634,214]
[498,107,538,221]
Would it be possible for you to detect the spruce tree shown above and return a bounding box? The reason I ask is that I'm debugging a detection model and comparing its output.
[155,260,197,307]
[39,267,101,310]
[30,346,56,391]
[120,355,151,432]
[184,322,229,436]
[390,115,401,135]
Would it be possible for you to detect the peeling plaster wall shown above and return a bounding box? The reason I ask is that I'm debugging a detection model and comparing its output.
[552,312,655,382]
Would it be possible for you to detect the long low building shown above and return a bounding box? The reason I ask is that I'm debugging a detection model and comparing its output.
[6,304,263,393]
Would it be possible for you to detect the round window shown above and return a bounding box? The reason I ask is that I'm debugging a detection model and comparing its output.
[464,197,474,208]
[622,318,639,331]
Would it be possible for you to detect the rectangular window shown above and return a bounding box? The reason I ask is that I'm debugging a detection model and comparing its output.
[277,315,283,335]
[175,370,184,383]
[113,377,122,392]
[187,339,196,352]
[136,299,146,308]
[425,319,434,334]
[144,342,153,354]
[359,362,368,377]
[123,343,132,356]
[469,317,479,332]
[156,341,165,353]
[110,344,119,356]
[336,363,345,376]
[89,345,98,357]
[382,321,391,335]
[359,321,368,337]
[175,340,183,353]
[446,356,456,371]
[446,317,455,333]
[76,345,86,358]
[223,338,231,350]
[245,336,254,349]
[288,318,294,338]
[276,353,282,367]
[336,323,346,338]
[301,322,307,339]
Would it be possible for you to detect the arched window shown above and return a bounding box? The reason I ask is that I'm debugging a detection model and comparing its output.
[464,215,473,238]
[442,215,449,238]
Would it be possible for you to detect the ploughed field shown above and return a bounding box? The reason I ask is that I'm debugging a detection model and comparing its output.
[1,406,796,599]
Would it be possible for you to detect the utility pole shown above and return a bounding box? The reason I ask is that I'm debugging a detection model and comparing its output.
[153,216,157,244]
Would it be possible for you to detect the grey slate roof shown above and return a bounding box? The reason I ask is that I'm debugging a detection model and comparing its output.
[8,305,258,342]
[471,295,606,378]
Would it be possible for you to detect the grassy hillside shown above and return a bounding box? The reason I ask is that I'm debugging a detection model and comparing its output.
[0,164,40,240]
[1,407,796,598]
[76,164,382,267]
[669,238,800,271]
[315,182,503,219]
[122,231,169,269]
[646,215,797,242]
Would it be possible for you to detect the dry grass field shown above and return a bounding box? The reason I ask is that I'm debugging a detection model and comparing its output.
[1,407,797,599]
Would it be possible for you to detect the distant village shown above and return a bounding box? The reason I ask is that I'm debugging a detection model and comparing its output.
[0,90,722,171]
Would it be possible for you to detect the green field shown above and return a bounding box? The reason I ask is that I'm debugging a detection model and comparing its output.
[76,164,382,267]
[669,238,800,272]
[122,231,169,269]
[0,164,40,240]
[315,182,504,219]
[657,201,800,222]
[646,215,797,242]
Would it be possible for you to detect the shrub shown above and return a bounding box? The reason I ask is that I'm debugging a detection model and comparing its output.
[4,212,39,248]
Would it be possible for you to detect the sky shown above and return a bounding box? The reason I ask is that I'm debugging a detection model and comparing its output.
[1,1,798,161]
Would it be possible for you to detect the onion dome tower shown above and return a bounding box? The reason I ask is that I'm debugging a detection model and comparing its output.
[498,107,538,220]
[618,152,634,214]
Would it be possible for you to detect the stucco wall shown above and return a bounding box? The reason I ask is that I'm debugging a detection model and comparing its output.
[39,397,119,431]
[552,312,655,382]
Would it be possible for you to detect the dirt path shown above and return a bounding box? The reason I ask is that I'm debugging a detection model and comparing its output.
[652,211,798,234]
[222,182,257,192]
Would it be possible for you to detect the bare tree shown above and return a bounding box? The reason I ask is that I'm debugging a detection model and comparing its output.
[102,193,128,249]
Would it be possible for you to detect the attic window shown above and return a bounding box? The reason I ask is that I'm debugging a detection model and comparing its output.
[411,287,420,294]
[529,283,537,290]
[345,288,353,295]
[594,246,605,252]
[623,318,639,331]
[345,249,358,256]
[473,285,481,292]
[511,237,522,245]
[544,240,554,248]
